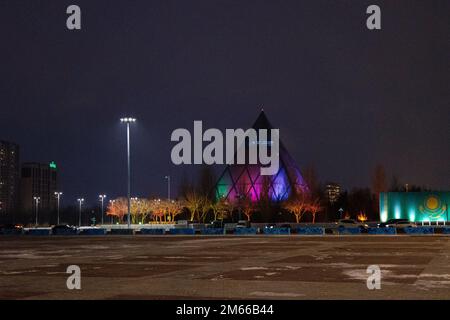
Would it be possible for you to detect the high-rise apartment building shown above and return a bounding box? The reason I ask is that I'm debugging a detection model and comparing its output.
[0,140,20,217]
[20,162,58,214]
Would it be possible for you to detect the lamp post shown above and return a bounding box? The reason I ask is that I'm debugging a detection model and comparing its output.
[77,198,84,227]
[131,197,139,224]
[109,199,115,224]
[164,175,171,201]
[99,194,106,225]
[33,196,40,227]
[120,117,136,229]
[54,192,63,225]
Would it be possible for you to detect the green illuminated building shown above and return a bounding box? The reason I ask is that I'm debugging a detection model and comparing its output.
[379,192,449,222]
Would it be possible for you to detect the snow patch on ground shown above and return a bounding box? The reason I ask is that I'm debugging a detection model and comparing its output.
[415,280,450,290]
[106,255,124,260]
[80,245,109,250]
[0,270,38,275]
[1,253,42,259]
[343,269,394,280]
[38,264,58,268]
[250,291,305,297]
[240,266,268,271]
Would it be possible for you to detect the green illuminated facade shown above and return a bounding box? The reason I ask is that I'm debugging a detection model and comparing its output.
[379,192,449,222]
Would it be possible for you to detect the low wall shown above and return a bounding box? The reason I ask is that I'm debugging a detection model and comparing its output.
[368,227,396,235]
[296,227,325,235]
[140,228,165,235]
[404,226,434,235]
[200,228,225,235]
[262,227,290,235]
[234,227,257,235]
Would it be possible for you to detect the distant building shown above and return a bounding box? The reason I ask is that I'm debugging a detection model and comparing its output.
[214,111,309,203]
[0,140,20,216]
[20,162,58,214]
[380,192,449,222]
[325,182,341,204]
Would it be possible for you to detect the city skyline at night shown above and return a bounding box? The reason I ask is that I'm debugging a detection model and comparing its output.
[0,0,449,305]
[1,1,449,206]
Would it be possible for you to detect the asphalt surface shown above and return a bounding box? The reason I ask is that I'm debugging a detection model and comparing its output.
[0,235,449,299]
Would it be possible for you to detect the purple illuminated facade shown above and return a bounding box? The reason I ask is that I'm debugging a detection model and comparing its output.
[215,111,309,203]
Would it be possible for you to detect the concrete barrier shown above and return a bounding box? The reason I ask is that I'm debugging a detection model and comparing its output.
[140,228,165,235]
[263,227,290,235]
[0,229,23,235]
[110,228,134,235]
[296,227,325,235]
[79,228,107,235]
[52,228,78,235]
[27,228,51,236]
[168,228,195,235]
[234,227,257,235]
[200,228,224,235]
[368,227,396,235]
[404,226,434,235]
[338,227,361,235]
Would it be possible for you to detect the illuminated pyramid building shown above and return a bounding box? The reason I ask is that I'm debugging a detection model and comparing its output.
[215,111,309,203]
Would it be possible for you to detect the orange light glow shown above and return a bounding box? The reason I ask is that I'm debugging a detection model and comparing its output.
[357,212,368,222]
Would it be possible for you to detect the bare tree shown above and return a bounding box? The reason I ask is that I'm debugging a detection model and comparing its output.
[106,197,127,223]
[166,200,183,222]
[371,164,387,218]
[139,199,153,224]
[198,196,212,223]
[372,164,387,195]
[241,196,255,222]
[210,198,231,221]
[307,198,322,223]
[283,192,308,223]
[184,190,203,222]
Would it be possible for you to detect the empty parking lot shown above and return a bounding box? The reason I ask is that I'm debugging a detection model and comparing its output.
[0,235,449,299]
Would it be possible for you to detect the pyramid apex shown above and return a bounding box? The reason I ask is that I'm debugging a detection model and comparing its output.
[253,109,272,130]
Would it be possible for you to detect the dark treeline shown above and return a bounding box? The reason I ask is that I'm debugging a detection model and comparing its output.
[1,164,437,225]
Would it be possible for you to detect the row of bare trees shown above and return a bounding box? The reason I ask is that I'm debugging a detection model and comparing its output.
[106,198,184,224]
[106,192,323,224]
[184,192,235,222]
[105,166,325,224]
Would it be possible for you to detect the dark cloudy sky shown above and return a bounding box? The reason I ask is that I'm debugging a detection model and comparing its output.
[0,0,449,205]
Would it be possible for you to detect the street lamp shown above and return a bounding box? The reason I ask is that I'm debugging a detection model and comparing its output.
[109,199,116,224]
[54,192,63,225]
[164,175,171,201]
[77,198,84,227]
[120,117,136,229]
[33,196,40,227]
[99,194,107,225]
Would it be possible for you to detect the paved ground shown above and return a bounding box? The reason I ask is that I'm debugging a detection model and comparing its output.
[0,235,449,299]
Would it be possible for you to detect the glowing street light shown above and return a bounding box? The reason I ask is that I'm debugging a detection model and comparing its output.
[77,198,84,227]
[33,196,40,227]
[109,199,116,224]
[120,117,136,229]
[54,192,63,225]
[99,194,107,225]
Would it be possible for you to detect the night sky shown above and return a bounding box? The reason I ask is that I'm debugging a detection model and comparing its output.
[1,1,449,205]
